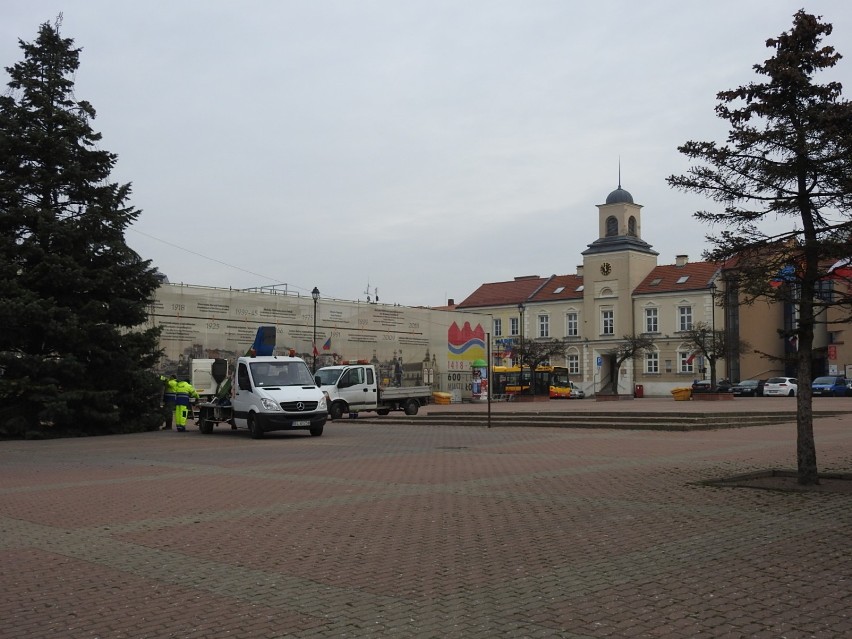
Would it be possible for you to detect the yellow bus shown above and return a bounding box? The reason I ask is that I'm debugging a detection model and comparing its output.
[492,365,571,398]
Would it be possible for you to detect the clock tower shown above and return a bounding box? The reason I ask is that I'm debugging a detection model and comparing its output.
[581,181,658,350]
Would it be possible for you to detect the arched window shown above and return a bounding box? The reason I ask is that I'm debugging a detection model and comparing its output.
[605,216,618,237]
[628,216,637,237]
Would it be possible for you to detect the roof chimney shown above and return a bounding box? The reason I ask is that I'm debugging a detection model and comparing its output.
[675,255,689,267]
[447,298,455,306]
[576,265,584,277]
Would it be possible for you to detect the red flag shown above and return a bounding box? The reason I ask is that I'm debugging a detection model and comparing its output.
[685,353,696,364]
[312,342,319,357]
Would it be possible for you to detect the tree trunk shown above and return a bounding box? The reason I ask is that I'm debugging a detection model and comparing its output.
[795,347,819,484]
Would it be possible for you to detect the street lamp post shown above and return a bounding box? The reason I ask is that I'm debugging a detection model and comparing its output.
[517,302,525,395]
[311,287,320,372]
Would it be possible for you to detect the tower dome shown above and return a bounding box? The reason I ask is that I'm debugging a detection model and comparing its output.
[605,185,634,204]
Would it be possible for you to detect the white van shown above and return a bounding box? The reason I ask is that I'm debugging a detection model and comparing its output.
[197,355,327,438]
[232,356,327,437]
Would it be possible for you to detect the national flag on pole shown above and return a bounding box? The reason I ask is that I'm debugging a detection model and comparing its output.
[322,337,331,351]
[686,353,696,365]
[312,342,319,357]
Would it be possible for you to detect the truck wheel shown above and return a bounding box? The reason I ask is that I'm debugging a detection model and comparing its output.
[376,409,390,416]
[248,414,264,439]
[329,402,346,421]
[404,399,419,416]
[310,424,324,437]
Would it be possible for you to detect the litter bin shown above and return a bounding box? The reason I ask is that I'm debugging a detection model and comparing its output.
[671,387,692,401]
[634,384,644,398]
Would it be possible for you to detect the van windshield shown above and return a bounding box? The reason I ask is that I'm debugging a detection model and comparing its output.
[250,361,315,387]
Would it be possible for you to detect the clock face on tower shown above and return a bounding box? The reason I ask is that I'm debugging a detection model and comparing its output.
[600,262,612,276]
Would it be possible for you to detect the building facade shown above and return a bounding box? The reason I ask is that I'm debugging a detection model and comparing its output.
[456,184,852,396]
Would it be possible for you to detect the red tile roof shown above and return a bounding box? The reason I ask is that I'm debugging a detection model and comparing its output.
[457,276,551,309]
[457,261,721,309]
[529,274,585,302]
[634,261,720,295]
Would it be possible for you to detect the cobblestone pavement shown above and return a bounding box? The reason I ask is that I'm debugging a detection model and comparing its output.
[1,409,850,638]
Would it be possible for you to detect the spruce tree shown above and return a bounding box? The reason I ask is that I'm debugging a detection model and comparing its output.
[668,11,852,484]
[0,18,163,437]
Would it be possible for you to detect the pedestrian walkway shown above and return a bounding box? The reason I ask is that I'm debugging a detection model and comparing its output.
[1,408,850,638]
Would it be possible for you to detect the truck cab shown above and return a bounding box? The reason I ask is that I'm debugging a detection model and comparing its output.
[315,364,377,416]
[232,355,327,437]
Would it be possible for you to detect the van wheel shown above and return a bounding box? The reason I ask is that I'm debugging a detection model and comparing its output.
[404,399,419,416]
[377,409,390,416]
[310,425,324,436]
[329,402,346,421]
[248,414,264,439]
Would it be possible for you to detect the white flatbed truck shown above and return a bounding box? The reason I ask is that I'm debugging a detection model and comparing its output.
[315,363,432,420]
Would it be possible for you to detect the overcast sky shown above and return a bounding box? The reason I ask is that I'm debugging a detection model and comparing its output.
[4,1,852,307]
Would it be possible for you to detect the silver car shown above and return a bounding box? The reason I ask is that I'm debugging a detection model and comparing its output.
[763,377,798,397]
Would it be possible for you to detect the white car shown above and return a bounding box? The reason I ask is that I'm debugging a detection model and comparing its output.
[568,381,585,399]
[763,377,798,397]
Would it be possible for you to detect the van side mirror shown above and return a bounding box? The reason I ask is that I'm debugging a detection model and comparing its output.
[314,375,321,387]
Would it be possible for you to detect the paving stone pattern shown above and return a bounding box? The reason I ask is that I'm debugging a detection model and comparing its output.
[1,413,851,638]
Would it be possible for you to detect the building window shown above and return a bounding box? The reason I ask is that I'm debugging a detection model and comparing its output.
[645,351,659,374]
[679,351,695,373]
[510,317,519,336]
[567,353,580,375]
[678,305,693,332]
[628,216,637,237]
[606,216,618,237]
[493,318,502,337]
[566,312,578,337]
[645,307,658,333]
[538,314,549,338]
[602,309,614,335]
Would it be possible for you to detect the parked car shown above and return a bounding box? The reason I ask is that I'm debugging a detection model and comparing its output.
[811,376,850,397]
[731,379,766,397]
[763,377,798,397]
[691,380,713,394]
[691,379,733,394]
[568,381,585,399]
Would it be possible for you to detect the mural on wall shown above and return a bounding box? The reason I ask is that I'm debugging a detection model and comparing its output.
[446,321,486,397]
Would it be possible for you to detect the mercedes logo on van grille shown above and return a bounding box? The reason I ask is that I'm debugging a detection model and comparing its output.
[296,402,304,411]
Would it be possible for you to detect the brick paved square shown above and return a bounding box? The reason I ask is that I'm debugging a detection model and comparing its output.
[1,413,850,638]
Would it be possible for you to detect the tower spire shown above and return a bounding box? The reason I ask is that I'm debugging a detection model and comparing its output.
[618,156,622,189]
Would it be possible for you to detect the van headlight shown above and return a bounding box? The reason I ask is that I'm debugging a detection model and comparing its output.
[318,395,327,410]
[260,398,282,411]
